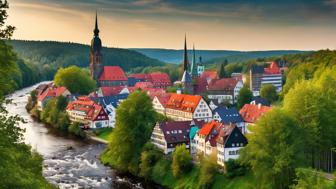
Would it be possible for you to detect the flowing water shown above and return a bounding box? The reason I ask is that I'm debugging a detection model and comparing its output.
[5,82,160,189]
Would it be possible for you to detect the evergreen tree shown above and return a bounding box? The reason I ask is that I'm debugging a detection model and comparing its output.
[218,63,226,78]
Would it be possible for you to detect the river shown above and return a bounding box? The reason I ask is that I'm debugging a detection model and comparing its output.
[5,83,159,189]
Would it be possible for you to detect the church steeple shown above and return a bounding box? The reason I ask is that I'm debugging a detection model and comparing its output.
[90,11,103,83]
[183,34,189,71]
[94,11,99,37]
[190,44,198,78]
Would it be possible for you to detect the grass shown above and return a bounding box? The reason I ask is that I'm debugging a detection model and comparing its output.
[94,127,113,140]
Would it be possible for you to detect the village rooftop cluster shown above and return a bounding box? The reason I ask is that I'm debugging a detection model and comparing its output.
[34,14,285,167]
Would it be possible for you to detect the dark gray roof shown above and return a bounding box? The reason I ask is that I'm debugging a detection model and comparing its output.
[251,65,264,74]
[251,96,270,106]
[213,106,244,124]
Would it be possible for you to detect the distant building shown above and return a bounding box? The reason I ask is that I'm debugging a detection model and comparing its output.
[151,120,203,154]
[97,86,132,97]
[239,103,271,132]
[197,56,205,76]
[195,70,218,94]
[250,96,270,106]
[194,120,248,165]
[207,78,243,104]
[152,93,172,115]
[212,106,246,133]
[37,85,71,111]
[66,96,109,129]
[250,62,282,96]
[216,124,248,165]
[148,72,172,89]
[89,13,128,87]
[90,94,128,127]
[165,94,212,121]
[128,72,172,89]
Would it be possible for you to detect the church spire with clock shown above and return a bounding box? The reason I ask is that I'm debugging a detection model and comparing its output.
[90,12,103,81]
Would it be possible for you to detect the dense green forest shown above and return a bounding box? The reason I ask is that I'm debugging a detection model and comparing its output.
[0,1,55,188]
[6,40,165,89]
[133,48,305,64]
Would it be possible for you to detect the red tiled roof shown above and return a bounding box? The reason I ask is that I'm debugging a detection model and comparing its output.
[99,66,127,81]
[239,104,272,123]
[216,124,236,145]
[196,71,218,93]
[128,73,150,80]
[134,82,154,89]
[208,78,239,91]
[155,94,172,108]
[37,86,68,101]
[148,72,172,87]
[166,94,202,113]
[146,88,166,99]
[100,86,128,96]
[201,71,218,80]
[264,62,281,74]
[66,97,108,121]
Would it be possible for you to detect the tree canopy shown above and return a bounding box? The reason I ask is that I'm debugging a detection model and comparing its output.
[240,108,305,189]
[54,66,96,95]
[237,87,253,109]
[101,91,157,174]
[260,84,278,103]
[172,144,192,177]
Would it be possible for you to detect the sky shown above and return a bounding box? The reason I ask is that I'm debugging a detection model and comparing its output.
[6,0,336,50]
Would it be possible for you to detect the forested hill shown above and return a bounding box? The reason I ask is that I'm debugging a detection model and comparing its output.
[8,40,165,71]
[132,48,306,64]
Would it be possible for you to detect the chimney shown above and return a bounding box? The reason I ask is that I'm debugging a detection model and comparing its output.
[258,103,261,109]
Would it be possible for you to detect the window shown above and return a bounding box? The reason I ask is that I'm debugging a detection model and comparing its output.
[232,143,235,147]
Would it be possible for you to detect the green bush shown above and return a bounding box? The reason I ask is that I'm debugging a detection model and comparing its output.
[172,144,192,177]
[225,159,248,178]
[68,122,86,138]
[197,154,218,189]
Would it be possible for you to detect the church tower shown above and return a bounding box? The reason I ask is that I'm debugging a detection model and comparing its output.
[181,35,193,94]
[90,12,103,82]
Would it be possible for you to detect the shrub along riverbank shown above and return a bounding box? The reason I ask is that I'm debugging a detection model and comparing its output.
[26,92,86,138]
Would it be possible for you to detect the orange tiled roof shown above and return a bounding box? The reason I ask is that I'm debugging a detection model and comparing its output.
[239,104,271,123]
[166,94,202,113]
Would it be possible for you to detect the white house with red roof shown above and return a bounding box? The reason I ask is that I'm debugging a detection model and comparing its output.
[194,120,248,166]
[207,78,243,104]
[165,94,212,121]
[152,93,172,115]
[239,103,272,133]
[37,85,71,111]
[66,96,109,129]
